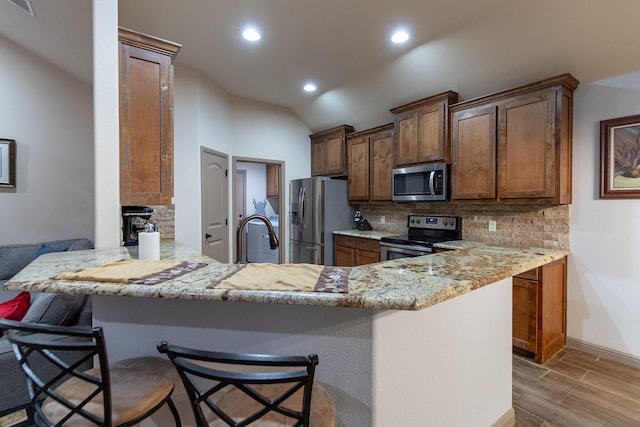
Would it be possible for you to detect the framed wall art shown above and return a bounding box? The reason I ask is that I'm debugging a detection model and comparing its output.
[0,139,16,188]
[600,114,640,199]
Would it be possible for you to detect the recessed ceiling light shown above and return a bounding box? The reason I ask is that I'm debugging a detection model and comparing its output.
[242,28,261,42]
[391,30,410,44]
[303,83,317,92]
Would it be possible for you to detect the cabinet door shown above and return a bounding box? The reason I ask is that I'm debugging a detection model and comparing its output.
[325,134,346,175]
[451,105,497,200]
[394,111,418,166]
[356,250,380,265]
[311,140,325,176]
[348,136,370,201]
[537,257,567,364]
[417,103,446,162]
[354,237,380,265]
[512,277,538,352]
[498,89,556,199]
[119,43,175,205]
[334,244,355,267]
[266,164,279,197]
[370,131,394,201]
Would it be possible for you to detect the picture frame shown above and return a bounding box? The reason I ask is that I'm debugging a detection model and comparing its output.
[599,115,640,199]
[0,139,16,188]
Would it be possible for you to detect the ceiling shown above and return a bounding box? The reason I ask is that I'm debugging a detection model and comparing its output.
[1,0,640,132]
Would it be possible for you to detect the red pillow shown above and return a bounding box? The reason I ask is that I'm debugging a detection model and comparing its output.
[0,292,31,336]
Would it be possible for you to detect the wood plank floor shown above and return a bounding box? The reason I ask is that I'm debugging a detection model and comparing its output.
[513,347,640,427]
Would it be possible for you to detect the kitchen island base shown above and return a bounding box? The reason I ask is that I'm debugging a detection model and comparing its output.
[93,277,514,427]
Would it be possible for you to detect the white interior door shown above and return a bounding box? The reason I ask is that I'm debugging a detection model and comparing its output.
[201,148,229,262]
[236,170,246,226]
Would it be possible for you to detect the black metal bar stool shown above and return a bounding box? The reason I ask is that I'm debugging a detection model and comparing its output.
[157,341,336,426]
[0,318,181,426]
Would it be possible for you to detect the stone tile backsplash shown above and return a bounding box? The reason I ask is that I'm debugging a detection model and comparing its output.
[129,202,568,250]
[148,204,175,241]
[357,203,569,250]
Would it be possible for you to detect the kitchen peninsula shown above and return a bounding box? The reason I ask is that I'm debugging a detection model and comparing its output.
[4,243,567,427]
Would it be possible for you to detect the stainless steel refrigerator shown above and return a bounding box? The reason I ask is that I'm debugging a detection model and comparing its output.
[290,177,353,265]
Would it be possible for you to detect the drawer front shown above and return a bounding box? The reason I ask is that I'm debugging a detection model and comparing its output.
[355,237,379,252]
[334,235,355,248]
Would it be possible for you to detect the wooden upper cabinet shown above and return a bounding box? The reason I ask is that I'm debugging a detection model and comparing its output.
[310,125,354,177]
[266,164,280,197]
[346,124,394,203]
[119,27,181,206]
[347,135,370,201]
[369,128,394,201]
[390,91,459,166]
[451,105,497,200]
[450,74,578,204]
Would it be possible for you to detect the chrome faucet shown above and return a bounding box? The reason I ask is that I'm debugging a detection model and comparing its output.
[236,214,280,264]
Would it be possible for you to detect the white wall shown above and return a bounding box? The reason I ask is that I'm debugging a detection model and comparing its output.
[92,0,120,249]
[173,68,310,258]
[569,81,640,359]
[0,35,94,245]
[237,162,277,219]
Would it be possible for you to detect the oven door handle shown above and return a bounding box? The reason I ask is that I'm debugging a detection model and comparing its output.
[379,241,433,253]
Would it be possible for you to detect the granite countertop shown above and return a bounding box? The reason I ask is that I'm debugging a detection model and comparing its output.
[3,242,568,311]
[333,229,397,240]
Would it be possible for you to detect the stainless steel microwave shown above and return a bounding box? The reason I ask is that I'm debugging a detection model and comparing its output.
[392,163,449,202]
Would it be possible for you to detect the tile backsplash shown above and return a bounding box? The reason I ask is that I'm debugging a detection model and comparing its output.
[356,203,569,250]
[148,204,175,241]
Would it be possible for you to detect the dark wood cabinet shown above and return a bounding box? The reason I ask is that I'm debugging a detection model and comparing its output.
[450,74,578,204]
[512,256,567,364]
[346,124,394,202]
[266,164,279,197]
[118,27,180,206]
[310,125,354,177]
[450,105,497,200]
[390,91,458,166]
[347,134,369,201]
[334,235,380,266]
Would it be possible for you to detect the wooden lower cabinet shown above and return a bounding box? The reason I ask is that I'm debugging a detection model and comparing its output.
[512,256,567,364]
[334,235,380,267]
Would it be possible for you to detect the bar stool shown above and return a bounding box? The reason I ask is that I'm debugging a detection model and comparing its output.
[0,318,181,426]
[157,341,336,426]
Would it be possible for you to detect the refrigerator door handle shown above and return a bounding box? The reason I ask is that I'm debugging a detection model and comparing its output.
[299,187,307,231]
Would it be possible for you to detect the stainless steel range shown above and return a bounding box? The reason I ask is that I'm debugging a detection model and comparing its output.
[379,215,462,261]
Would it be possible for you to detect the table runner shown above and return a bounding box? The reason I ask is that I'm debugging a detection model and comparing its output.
[210,263,350,293]
[55,259,207,285]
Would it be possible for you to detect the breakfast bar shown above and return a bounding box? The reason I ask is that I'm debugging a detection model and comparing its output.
[3,243,568,427]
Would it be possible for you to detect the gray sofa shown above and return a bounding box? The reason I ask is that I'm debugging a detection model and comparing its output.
[0,238,93,412]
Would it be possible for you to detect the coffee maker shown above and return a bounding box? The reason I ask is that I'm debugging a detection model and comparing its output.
[121,206,154,246]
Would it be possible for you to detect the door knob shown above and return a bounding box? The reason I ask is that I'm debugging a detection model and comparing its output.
[205,233,212,239]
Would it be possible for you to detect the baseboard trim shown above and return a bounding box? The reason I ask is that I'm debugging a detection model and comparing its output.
[567,338,640,369]
[491,407,515,427]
